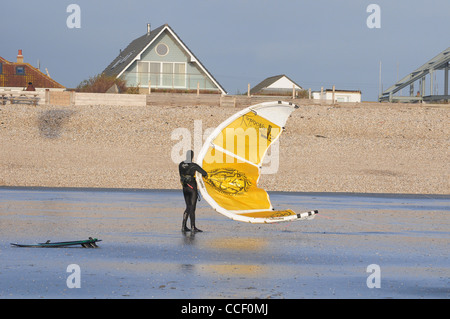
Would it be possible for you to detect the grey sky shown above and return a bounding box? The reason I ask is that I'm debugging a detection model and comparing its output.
[1,0,449,101]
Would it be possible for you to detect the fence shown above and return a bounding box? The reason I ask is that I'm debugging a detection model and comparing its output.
[146,93,322,108]
[0,90,320,108]
[74,92,146,106]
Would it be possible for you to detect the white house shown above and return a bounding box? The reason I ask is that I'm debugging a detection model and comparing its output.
[250,74,302,95]
[312,89,361,102]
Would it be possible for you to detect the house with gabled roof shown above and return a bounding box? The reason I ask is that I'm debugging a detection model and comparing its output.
[250,74,302,95]
[102,23,227,94]
[0,50,65,90]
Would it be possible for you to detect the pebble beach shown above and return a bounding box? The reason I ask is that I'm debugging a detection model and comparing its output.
[0,101,448,194]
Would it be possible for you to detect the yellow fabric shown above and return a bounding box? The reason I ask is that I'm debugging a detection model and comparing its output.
[208,111,281,165]
[202,152,271,211]
[237,209,296,219]
[201,110,284,213]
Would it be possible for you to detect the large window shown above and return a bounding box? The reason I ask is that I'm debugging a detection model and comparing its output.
[137,61,149,86]
[0,63,2,74]
[162,63,173,87]
[137,61,186,88]
[150,62,160,87]
[174,63,185,87]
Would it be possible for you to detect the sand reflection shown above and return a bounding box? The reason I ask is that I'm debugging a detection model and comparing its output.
[201,264,266,277]
[206,237,267,251]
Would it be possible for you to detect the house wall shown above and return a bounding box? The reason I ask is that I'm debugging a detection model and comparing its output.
[327,92,361,103]
[120,31,217,91]
[312,91,361,103]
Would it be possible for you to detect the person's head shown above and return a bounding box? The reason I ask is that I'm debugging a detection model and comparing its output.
[185,150,194,163]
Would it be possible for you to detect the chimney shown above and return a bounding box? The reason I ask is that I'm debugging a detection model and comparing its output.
[17,49,24,63]
[147,23,151,35]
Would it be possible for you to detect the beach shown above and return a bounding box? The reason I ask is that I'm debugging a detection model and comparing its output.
[0,101,449,300]
[0,188,448,299]
[0,101,448,194]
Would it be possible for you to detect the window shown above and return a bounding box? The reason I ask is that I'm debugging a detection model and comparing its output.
[137,61,186,88]
[150,62,161,86]
[137,61,149,85]
[155,43,169,56]
[162,63,173,87]
[174,63,186,87]
[0,63,2,74]
[16,66,25,75]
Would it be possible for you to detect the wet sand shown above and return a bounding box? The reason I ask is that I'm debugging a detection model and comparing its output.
[0,188,448,299]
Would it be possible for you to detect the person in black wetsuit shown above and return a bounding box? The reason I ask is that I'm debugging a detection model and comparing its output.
[179,150,208,232]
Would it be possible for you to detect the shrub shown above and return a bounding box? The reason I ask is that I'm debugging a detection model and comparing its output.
[76,74,127,93]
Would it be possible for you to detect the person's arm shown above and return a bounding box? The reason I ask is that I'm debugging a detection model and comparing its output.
[193,164,208,177]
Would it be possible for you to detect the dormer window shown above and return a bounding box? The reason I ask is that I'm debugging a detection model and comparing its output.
[16,66,25,75]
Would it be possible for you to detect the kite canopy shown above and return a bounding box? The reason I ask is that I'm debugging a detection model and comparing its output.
[196,101,318,223]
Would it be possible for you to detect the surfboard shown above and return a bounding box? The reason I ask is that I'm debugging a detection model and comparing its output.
[10,237,101,248]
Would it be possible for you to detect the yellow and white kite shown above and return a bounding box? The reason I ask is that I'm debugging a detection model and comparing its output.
[196,101,318,223]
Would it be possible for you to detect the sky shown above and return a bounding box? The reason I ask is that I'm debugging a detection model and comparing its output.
[1,0,449,101]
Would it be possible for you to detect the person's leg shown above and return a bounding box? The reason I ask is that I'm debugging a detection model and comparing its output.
[189,189,202,232]
[182,187,193,232]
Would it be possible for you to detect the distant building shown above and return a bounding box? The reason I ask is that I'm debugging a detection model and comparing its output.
[102,23,227,94]
[379,47,449,103]
[312,89,361,103]
[0,50,65,90]
[250,74,303,95]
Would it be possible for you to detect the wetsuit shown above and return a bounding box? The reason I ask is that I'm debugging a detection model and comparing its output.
[179,160,207,232]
